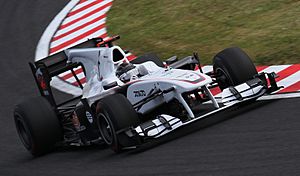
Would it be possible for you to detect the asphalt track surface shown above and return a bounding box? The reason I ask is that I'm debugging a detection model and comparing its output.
[0,1,300,176]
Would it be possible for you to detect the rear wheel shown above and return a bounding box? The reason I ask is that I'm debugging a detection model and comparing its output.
[213,47,258,90]
[13,97,63,156]
[96,94,140,152]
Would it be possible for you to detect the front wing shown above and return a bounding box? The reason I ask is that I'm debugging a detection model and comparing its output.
[127,72,281,142]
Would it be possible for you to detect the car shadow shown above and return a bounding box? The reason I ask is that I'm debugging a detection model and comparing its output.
[15,99,279,160]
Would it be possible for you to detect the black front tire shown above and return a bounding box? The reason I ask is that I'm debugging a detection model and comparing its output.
[96,94,140,152]
[213,47,258,90]
[13,97,63,156]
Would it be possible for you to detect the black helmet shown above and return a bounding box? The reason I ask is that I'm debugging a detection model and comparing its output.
[116,62,136,78]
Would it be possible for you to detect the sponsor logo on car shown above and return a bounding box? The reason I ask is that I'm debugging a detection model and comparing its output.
[133,90,146,97]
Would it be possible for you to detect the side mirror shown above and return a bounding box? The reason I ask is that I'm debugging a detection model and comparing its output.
[103,81,118,90]
[165,56,178,65]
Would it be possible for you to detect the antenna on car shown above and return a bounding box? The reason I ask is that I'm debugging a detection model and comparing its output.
[193,52,203,73]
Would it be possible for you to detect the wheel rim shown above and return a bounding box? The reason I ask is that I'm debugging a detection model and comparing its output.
[15,115,32,150]
[215,68,234,89]
[97,113,114,145]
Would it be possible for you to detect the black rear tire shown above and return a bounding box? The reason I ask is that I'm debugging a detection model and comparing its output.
[13,97,63,156]
[96,94,140,152]
[213,47,258,90]
[130,53,164,67]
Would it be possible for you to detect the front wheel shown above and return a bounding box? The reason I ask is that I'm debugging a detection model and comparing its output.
[213,47,258,90]
[96,94,140,152]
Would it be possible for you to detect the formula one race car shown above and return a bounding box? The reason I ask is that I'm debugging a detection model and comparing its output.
[14,35,281,156]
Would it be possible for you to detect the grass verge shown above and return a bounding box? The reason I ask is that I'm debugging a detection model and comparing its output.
[107,0,300,65]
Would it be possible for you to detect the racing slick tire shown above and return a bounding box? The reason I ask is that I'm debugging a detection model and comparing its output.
[213,47,258,90]
[13,97,63,156]
[130,53,164,67]
[96,94,140,152]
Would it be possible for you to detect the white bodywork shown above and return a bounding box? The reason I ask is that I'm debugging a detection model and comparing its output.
[66,45,268,139]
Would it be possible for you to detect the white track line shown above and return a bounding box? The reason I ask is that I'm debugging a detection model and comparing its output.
[276,71,300,91]
[35,0,80,60]
[258,65,290,73]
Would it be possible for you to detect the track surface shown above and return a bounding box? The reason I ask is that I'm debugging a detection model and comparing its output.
[0,1,300,175]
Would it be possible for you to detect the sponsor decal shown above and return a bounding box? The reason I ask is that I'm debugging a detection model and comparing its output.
[134,90,146,97]
[86,111,93,123]
[35,68,49,95]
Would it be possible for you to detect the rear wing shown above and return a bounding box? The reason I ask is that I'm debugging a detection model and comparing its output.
[29,38,101,107]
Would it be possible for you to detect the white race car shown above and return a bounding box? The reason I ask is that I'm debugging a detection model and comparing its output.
[14,36,281,156]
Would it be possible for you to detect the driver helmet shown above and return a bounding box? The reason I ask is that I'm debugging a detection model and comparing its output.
[116,62,136,82]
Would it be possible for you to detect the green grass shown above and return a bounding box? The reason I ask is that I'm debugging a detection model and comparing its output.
[107,0,300,65]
